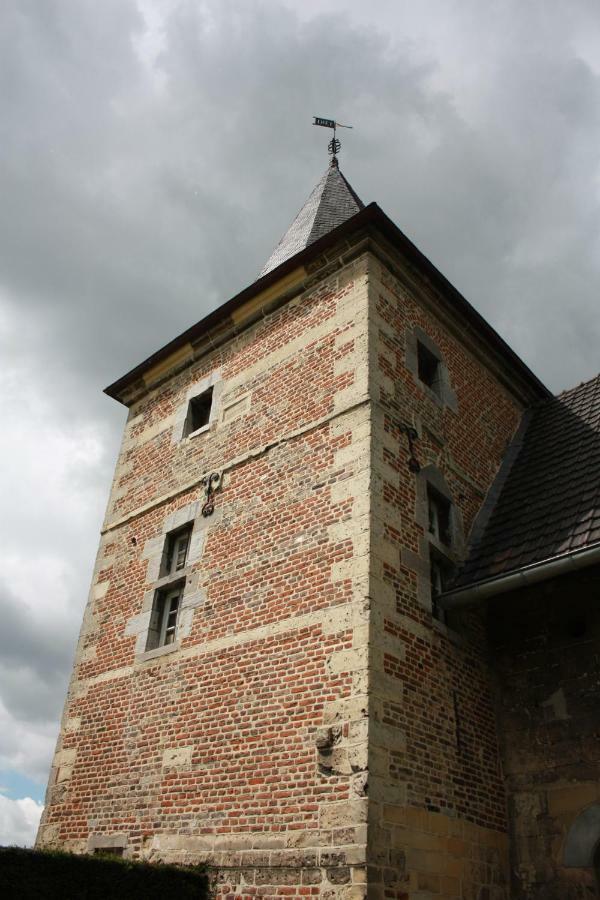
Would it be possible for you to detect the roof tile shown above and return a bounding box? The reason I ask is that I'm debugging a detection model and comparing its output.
[452,373,600,589]
[259,163,364,277]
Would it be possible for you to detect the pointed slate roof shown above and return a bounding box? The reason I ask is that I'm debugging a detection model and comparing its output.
[259,161,364,277]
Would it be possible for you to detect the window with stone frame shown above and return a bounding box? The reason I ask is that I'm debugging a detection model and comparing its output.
[144,523,193,652]
[429,549,454,625]
[427,484,452,546]
[406,327,457,412]
[183,386,213,437]
[146,582,184,651]
[417,340,442,397]
[161,524,192,577]
[423,480,457,624]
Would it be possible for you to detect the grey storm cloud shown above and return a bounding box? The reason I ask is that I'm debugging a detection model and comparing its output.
[0,583,74,683]
[0,0,599,825]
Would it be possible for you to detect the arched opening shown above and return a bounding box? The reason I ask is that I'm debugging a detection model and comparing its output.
[564,803,600,895]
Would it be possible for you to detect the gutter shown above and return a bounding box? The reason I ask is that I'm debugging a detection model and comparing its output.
[441,542,600,608]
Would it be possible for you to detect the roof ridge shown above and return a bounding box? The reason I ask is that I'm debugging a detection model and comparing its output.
[334,166,365,212]
[555,371,600,401]
[454,410,532,574]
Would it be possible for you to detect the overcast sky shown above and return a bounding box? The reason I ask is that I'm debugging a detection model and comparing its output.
[1,0,599,846]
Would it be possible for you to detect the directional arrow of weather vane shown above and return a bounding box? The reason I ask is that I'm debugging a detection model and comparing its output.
[313,116,353,164]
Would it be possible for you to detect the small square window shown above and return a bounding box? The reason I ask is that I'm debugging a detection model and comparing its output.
[427,486,451,546]
[146,584,183,651]
[184,387,213,437]
[417,341,441,395]
[162,525,192,577]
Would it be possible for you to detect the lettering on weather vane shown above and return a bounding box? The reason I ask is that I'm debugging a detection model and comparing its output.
[313,116,353,166]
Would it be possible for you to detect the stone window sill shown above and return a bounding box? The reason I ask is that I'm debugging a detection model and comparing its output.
[136,641,180,664]
[417,378,444,407]
[153,570,190,592]
[185,423,210,440]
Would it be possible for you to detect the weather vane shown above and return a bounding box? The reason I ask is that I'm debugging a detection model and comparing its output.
[313,116,353,167]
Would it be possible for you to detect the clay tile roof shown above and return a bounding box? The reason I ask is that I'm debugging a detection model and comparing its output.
[453,372,600,588]
[259,162,364,277]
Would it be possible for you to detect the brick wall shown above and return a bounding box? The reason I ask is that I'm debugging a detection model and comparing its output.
[490,565,600,899]
[38,251,373,898]
[38,234,542,900]
[366,253,523,899]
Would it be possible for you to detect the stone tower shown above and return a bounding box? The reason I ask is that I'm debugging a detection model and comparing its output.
[37,159,548,898]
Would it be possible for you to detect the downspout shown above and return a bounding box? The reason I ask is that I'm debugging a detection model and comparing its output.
[440,542,600,609]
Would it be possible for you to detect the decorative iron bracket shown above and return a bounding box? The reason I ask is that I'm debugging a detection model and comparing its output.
[201,472,221,517]
[398,423,421,473]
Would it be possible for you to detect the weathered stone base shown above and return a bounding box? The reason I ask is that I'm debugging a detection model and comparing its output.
[211,863,366,900]
[367,808,509,900]
[158,843,367,899]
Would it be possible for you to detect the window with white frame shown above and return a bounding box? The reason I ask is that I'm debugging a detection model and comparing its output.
[162,524,192,577]
[146,583,184,651]
[183,387,213,437]
[143,523,194,652]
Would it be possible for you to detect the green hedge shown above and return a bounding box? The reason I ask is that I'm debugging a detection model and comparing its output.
[0,846,208,900]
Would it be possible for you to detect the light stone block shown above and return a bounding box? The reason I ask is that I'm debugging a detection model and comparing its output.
[39,824,60,845]
[78,645,97,663]
[327,646,368,676]
[322,695,369,725]
[370,722,407,753]
[55,748,77,767]
[334,388,370,415]
[333,436,371,470]
[319,800,369,829]
[65,717,81,732]
[221,393,250,423]
[162,746,193,769]
[320,603,355,636]
[92,580,110,600]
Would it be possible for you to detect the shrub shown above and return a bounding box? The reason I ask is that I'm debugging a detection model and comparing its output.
[0,846,208,900]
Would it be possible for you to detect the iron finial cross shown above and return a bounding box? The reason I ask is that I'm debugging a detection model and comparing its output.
[313,116,353,167]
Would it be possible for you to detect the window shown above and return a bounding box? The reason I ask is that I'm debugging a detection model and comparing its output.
[183,387,213,437]
[416,468,462,628]
[427,485,451,546]
[417,341,441,395]
[430,551,453,624]
[162,525,192,577]
[142,522,194,655]
[146,584,183,651]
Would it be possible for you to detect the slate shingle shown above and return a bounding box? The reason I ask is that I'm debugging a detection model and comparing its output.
[452,373,600,589]
[259,162,364,277]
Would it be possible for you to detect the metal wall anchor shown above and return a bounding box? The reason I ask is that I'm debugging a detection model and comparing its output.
[201,472,221,517]
[399,424,421,473]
